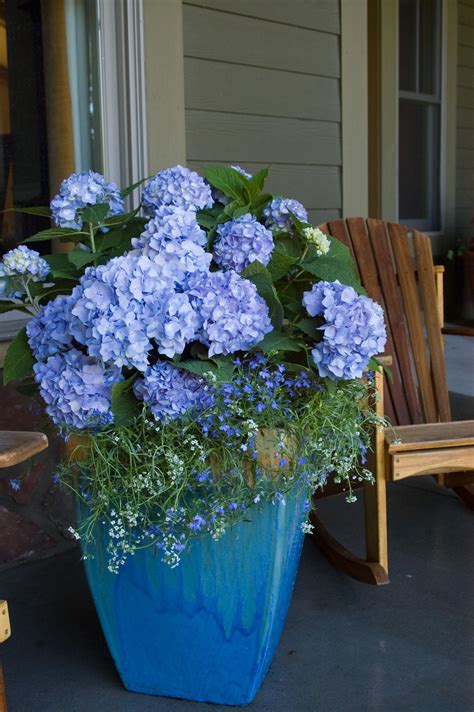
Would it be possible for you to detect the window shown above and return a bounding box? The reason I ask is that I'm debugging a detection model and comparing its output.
[0,0,50,252]
[398,0,442,232]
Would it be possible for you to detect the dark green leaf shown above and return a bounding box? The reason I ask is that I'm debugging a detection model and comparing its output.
[300,237,364,293]
[241,261,284,328]
[96,219,145,257]
[297,318,320,338]
[3,327,35,385]
[0,302,31,314]
[23,227,86,243]
[256,331,303,353]
[111,376,140,426]
[67,248,96,269]
[223,201,250,218]
[178,358,234,383]
[44,253,79,279]
[121,176,151,198]
[247,167,268,199]
[250,192,272,214]
[288,209,309,233]
[16,378,39,398]
[101,208,141,228]
[274,235,303,258]
[203,166,250,204]
[267,248,298,282]
[196,205,223,229]
[81,203,109,226]
[3,206,51,217]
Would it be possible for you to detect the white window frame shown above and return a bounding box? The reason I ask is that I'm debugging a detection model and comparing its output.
[398,0,443,232]
[95,0,148,193]
[0,1,149,349]
[377,0,457,251]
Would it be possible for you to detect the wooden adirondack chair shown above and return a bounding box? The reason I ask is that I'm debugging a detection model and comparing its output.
[310,218,474,586]
[0,430,48,712]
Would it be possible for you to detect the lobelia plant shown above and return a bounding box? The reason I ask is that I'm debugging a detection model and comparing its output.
[0,165,387,572]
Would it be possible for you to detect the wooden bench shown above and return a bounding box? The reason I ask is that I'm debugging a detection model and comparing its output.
[0,430,48,712]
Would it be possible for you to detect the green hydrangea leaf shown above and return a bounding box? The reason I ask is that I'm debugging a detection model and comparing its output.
[203,166,250,204]
[241,260,284,328]
[300,237,365,294]
[81,203,109,226]
[3,327,35,385]
[257,331,303,353]
[23,227,86,243]
[111,376,141,426]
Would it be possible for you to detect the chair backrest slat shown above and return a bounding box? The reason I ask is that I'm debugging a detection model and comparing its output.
[413,230,452,422]
[318,218,449,427]
[366,220,423,424]
[388,223,438,423]
[344,218,401,424]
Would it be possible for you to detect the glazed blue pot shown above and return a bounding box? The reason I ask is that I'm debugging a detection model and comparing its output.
[79,491,306,706]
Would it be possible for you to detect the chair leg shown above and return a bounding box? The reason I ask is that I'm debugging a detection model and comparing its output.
[363,460,389,573]
[0,663,7,712]
[310,510,389,585]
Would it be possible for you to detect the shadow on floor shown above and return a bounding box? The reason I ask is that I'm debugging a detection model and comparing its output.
[1,477,473,712]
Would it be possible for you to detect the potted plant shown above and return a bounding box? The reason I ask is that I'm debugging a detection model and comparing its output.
[0,166,386,705]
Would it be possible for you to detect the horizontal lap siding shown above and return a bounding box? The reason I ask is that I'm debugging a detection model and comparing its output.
[183,1,342,217]
[456,3,474,238]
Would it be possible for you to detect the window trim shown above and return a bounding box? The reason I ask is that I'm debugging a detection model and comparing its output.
[398,0,443,233]
[371,0,457,252]
[95,0,149,192]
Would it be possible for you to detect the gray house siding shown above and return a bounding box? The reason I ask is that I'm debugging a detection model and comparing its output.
[457,1,474,240]
[182,0,342,225]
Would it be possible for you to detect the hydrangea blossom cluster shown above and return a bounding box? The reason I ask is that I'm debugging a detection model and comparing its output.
[303,280,387,380]
[132,205,206,252]
[69,254,191,369]
[213,214,274,272]
[51,171,124,229]
[192,270,272,356]
[303,227,331,256]
[33,349,122,429]
[212,165,252,205]
[26,295,74,360]
[1,246,50,282]
[142,165,213,216]
[133,362,214,422]
[263,197,308,232]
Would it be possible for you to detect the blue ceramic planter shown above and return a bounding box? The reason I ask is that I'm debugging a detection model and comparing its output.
[79,491,306,706]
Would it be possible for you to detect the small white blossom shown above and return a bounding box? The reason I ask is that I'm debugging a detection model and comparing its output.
[303,227,331,256]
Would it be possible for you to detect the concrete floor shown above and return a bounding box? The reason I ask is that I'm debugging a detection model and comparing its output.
[1,476,473,712]
[1,334,473,712]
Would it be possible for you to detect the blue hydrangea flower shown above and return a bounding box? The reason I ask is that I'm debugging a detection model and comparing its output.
[192,270,272,356]
[139,238,212,290]
[33,348,123,429]
[51,171,124,229]
[212,165,252,205]
[133,362,214,422]
[303,280,387,380]
[26,295,74,360]
[213,214,274,272]
[70,252,202,369]
[132,205,206,251]
[2,246,50,282]
[263,197,308,232]
[142,165,213,216]
[146,292,202,358]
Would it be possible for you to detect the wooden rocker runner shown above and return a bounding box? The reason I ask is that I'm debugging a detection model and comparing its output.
[0,430,48,712]
[311,218,474,585]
